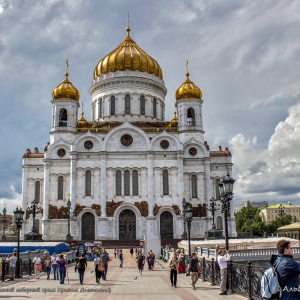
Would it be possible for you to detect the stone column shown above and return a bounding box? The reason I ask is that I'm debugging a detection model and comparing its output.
[204,158,211,232]
[42,159,50,239]
[147,152,154,217]
[100,152,107,217]
[177,152,184,210]
[70,151,77,213]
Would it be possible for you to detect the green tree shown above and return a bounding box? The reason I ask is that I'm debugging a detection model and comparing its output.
[266,215,292,235]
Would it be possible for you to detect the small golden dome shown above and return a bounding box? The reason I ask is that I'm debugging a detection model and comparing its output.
[52,72,80,101]
[78,111,87,125]
[168,111,178,127]
[175,72,202,100]
[93,26,163,80]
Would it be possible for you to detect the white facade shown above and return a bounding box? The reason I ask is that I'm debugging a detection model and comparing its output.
[21,29,236,242]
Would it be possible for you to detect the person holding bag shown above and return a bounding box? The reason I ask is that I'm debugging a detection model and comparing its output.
[169,253,178,288]
[77,253,87,284]
[57,253,67,284]
[94,253,104,284]
[32,253,41,279]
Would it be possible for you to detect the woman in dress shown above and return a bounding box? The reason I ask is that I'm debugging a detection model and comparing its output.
[94,252,103,283]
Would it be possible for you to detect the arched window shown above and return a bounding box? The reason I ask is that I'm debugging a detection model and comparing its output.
[215,179,221,200]
[116,170,121,196]
[163,170,169,195]
[140,95,145,115]
[58,176,64,200]
[111,96,115,115]
[132,170,138,195]
[216,216,223,230]
[191,175,197,198]
[153,98,157,118]
[124,170,130,196]
[85,170,91,196]
[187,108,195,126]
[98,98,102,119]
[59,109,67,126]
[35,181,40,203]
[125,94,130,114]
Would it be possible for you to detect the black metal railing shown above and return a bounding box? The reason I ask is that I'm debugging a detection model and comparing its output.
[199,258,265,300]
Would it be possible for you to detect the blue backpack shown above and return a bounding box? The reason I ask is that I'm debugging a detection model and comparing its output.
[261,259,282,299]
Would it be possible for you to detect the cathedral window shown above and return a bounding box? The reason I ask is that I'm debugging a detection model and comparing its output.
[98,98,102,119]
[125,94,130,114]
[191,175,197,198]
[153,98,157,118]
[111,96,115,115]
[116,170,121,196]
[132,170,138,195]
[85,170,91,196]
[187,108,195,126]
[58,176,64,200]
[163,170,169,195]
[124,170,130,196]
[35,181,40,203]
[215,179,221,200]
[140,95,145,115]
[59,109,67,126]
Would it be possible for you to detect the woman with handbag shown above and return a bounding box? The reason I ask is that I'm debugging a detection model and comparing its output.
[94,253,104,284]
[77,253,87,284]
[57,253,67,284]
[169,253,178,288]
[32,253,41,279]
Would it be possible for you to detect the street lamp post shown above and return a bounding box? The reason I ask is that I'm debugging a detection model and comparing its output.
[181,194,187,239]
[218,173,235,250]
[246,200,253,237]
[278,204,285,219]
[13,207,25,278]
[66,194,73,242]
[184,203,193,257]
[2,206,7,241]
[207,198,219,231]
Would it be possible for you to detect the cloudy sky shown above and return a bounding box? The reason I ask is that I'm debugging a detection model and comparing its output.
[0,0,299,214]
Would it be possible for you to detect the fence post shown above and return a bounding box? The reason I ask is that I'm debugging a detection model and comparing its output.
[228,260,233,293]
[211,258,215,285]
[202,257,206,281]
[1,261,5,281]
[247,261,252,300]
[29,258,32,276]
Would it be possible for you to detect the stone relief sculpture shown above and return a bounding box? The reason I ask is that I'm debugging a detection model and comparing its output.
[91,204,101,216]
[192,203,207,217]
[172,204,180,215]
[74,204,86,217]
[153,204,162,216]
[106,200,124,217]
[134,201,148,217]
[49,204,68,219]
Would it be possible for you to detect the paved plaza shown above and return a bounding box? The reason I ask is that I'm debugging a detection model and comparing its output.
[0,249,245,300]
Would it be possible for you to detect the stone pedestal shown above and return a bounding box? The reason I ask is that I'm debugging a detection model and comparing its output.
[24,231,44,241]
[205,229,224,240]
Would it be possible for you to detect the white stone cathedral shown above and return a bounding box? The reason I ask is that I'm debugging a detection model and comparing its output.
[21,26,237,242]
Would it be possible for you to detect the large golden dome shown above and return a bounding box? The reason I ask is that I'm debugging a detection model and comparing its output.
[52,72,80,101]
[175,72,202,100]
[93,26,163,80]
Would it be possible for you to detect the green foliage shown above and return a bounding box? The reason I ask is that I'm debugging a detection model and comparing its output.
[266,215,292,235]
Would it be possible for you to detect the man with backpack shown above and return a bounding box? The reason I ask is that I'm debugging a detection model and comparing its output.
[266,240,300,300]
[100,249,110,281]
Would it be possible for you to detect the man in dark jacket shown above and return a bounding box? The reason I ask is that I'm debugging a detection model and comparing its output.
[271,239,300,300]
[100,250,110,280]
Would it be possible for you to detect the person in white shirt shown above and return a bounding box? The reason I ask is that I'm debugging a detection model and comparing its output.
[9,253,17,281]
[32,253,41,279]
[217,249,231,295]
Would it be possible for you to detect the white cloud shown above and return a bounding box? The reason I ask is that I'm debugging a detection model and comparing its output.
[0,185,22,215]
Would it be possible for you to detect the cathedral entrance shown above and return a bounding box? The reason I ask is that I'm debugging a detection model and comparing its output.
[119,209,136,240]
[81,212,95,240]
[160,211,173,239]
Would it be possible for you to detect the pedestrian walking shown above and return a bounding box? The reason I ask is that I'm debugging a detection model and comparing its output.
[100,249,110,280]
[149,250,155,270]
[94,253,104,284]
[270,239,300,300]
[217,249,231,295]
[44,254,51,280]
[77,253,87,284]
[136,252,145,275]
[51,253,59,280]
[188,252,199,290]
[169,253,178,287]
[119,249,123,268]
[130,247,134,258]
[57,253,67,284]
[32,253,41,279]
[8,253,17,281]
[178,253,185,273]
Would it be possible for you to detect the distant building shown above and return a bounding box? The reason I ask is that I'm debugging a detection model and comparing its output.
[234,200,268,213]
[278,223,300,240]
[260,202,300,224]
